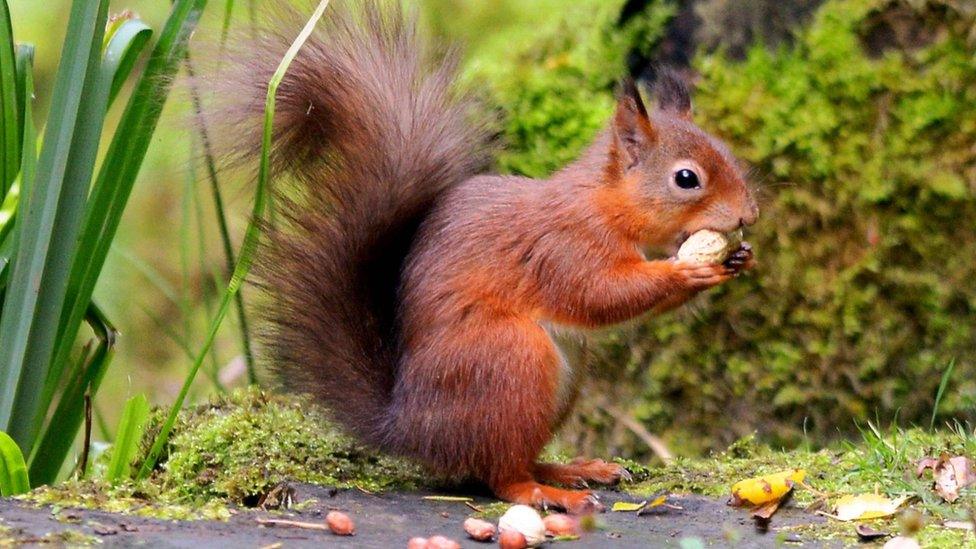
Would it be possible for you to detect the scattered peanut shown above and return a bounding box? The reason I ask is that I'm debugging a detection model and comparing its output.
[325,511,355,536]
[426,535,461,549]
[542,513,580,537]
[463,517,496,541]
[498,529,528,549]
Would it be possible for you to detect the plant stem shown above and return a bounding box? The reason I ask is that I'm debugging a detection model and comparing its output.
[183,50,256,384]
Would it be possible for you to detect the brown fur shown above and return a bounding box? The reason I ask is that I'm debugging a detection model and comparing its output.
[205,1,757,513]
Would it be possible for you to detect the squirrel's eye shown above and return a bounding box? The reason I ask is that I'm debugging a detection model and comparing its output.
[674,168,701,190]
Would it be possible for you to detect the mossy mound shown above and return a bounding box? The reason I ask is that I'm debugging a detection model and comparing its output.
[140,387,424,504]
[23,388,424,519]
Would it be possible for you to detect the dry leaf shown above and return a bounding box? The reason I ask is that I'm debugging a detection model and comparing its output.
[611,501,647,512]
[637,494,669,516]
[855,523,889,541]
[729,469,806,507]
[915,453,976,503]
[833,494,909,521]
[751,499,782,521]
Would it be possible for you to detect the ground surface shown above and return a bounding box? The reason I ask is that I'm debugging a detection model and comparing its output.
[0,483,833,548]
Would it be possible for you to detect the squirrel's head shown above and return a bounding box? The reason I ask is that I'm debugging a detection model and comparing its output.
[604,70,758,252]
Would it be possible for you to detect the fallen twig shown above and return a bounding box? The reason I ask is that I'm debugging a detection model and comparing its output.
[255,518,329,531]
[601,405,673,463]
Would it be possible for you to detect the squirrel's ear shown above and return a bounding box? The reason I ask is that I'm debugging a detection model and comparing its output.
[654,67,692,120]
[612,79,656,171]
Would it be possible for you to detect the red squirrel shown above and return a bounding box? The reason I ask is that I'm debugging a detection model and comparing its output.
[209,1,757,514]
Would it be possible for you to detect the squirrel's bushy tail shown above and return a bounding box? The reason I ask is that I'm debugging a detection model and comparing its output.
[207,1,490,446]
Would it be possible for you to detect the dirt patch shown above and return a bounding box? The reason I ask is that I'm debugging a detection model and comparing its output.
[0,484,834,547]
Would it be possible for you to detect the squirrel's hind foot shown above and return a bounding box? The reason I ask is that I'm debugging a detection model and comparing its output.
[493,480,603,515]
[533,458,632,488]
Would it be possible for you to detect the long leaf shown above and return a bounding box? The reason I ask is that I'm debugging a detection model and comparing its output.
[137,0,333,480]
[0,0,18,195]
[13,43,31,168]
[0,430,28,496]
[0,45,33,292]
[104,17,152,106]
[929,359,956,431]
[0,0,109,450]
[106,393,148,484]
[32,15,154,444]
[28,303,116,486]
[48,0,209,441]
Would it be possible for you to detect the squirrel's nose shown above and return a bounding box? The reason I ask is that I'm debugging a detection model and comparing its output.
[739,201,759,227]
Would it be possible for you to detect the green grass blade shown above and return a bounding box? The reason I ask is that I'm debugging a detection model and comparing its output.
[103,17,152,106]
[929,359,956,431]
[0,45,33,290]
[0,180,16,245]
[0,0,109,449]
[137,0,333,480]
[0,430,28,496]
[106,393,148,484]
[0,0,18,195]
[28,303,116,486]
[48,0,209,435]
[13,44,32,164]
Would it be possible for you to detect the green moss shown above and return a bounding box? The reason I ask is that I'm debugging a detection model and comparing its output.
[470,501,512,520]
[24,480,233,521]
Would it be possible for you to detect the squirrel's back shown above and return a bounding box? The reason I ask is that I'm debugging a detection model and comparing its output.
[206,0,491,446]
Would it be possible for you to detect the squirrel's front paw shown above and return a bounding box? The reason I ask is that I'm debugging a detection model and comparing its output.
[723,241,755,274]
[672,260,734,290]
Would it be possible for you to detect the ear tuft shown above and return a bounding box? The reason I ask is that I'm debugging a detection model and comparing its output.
[654,67,692,117]
[620,78,649,120]
[612,78,654,171]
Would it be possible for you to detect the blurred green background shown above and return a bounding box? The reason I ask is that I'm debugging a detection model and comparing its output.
[8,0,975,459]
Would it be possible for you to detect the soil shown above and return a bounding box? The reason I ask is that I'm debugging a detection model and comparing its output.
[0,484,835,547]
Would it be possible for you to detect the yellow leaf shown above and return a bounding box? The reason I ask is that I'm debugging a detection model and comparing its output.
[611,501,647,512]
[647,494,667,508]
[730,469,806,507]
[833,494,909,521]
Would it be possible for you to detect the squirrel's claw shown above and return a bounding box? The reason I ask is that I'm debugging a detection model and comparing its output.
[724,241,755,273]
